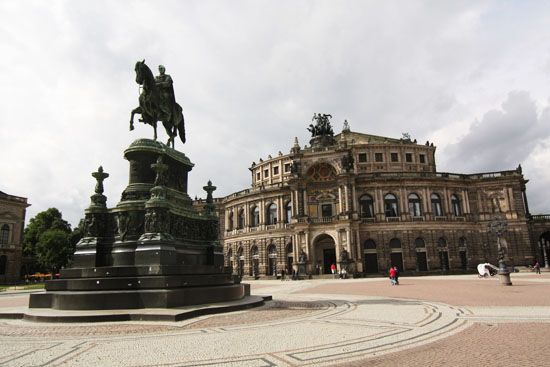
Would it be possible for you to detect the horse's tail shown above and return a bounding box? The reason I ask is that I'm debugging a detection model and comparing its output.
[177,113,186,144]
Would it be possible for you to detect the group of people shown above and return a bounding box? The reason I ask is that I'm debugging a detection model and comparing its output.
[389,266,400,285]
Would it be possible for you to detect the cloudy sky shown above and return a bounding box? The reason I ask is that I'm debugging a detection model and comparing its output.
[2,0,550,227]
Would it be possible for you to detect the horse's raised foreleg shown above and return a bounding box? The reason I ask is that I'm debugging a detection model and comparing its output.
[130,107,142,131]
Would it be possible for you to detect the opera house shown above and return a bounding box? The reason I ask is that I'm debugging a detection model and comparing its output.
[215,114,550,277]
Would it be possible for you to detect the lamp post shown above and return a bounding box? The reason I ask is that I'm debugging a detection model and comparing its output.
[538,238,550,269]
[486,191,512,286]
[488,214,512,286]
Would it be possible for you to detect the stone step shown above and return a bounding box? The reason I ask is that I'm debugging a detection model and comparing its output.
[46,273,233,291]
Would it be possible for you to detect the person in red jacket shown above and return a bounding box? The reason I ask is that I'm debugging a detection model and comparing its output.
[330,263,337,278]
[389,266,397,285]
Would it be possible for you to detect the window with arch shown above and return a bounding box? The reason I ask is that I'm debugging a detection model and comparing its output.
[431,193,443,216]
[267,203,277,225]
[437,237,447,248]
[384,193,399,217]
[227,212,234,231]
[285,201,292,223]
[359,194,374,218]
[389,238,402,249]
[237,209,245,229]
[408,193,422,217]
[451,194,462,216]
[364,239,377,250]
[250,206,260,227]
[267,244,277,275]
[227,249,233,267]
[458,237,467,248]
[0,224,9,245]
[0,255,6,275]
[414,237,426,249]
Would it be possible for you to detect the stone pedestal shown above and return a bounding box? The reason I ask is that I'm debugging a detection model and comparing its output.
[30,139,247,310]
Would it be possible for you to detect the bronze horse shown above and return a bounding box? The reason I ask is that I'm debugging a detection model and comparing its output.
[130,60,185,148]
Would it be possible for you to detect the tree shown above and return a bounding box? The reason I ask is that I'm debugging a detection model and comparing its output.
[23,208,71,257]
[35,229,73,274]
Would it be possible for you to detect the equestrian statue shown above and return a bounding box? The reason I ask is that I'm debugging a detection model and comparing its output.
[130,60,186,148]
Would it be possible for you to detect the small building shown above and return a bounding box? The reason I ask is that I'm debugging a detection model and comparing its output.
[0,191,30,284]
[216,117,550,277]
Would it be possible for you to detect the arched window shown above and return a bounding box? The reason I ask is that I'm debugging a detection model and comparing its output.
[459,237,466,248]
[437,237,447,248]
[267,244,277,275]
[267,203,277,225]
[389,238,402,249]
[250,206,260,227]
[227,249,233,267]
[359,194,374,218]
[431,193,443,216]
[408,193,422,217]
[451,194,462,216]
[414,237,426,248]
[384,193,399,217]
[0,224,9,245]
[237,209,245,229]
[228,212,234,231]
[0,255,6,275]
[364,239,377,250]
[285,201,292,223]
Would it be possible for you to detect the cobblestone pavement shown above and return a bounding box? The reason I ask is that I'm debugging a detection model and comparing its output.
[0,273,549,366]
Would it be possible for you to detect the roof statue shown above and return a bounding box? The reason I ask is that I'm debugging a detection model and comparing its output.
[130,60,186,148]
[308,113,335,137]
[307,113,336,147]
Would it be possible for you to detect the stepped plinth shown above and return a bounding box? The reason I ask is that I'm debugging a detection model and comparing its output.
[29,139,253,311]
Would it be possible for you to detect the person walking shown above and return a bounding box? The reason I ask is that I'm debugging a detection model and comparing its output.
[534,261,541,274]
[330,263,337,278]
[389,266,396,285]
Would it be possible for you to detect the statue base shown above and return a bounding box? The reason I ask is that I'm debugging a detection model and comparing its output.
[30,139,258,311]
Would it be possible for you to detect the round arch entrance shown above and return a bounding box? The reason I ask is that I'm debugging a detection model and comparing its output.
[313,234,336,275]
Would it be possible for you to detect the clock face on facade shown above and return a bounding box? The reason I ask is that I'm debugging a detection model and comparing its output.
[307,163,336,181]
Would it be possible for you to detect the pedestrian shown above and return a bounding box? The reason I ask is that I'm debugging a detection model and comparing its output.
[393,266,400,285]
[389,266,396,285]
[330,263,337,278]
[534,261,541,274]
[281,268,285,281]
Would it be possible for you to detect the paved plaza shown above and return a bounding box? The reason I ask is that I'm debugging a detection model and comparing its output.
[1,273,550,366]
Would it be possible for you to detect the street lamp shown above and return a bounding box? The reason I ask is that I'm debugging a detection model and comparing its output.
[538,238,549,268]
[488,213,512,286]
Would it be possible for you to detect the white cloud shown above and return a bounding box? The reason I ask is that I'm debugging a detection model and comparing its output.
[2,0,550,225]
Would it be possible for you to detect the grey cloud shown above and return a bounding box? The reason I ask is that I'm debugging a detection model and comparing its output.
[3,1,550,225]
[442,91,550,172]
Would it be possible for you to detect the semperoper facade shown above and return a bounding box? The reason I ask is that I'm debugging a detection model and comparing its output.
[219,114,550,277]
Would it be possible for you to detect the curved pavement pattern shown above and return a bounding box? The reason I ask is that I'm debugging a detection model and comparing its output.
[0,273,549,366]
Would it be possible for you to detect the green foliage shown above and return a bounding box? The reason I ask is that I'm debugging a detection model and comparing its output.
[23,283,45,290]
[35,229,73,272]
[23,208,71,257]
[69,218,85,247]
